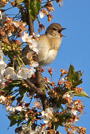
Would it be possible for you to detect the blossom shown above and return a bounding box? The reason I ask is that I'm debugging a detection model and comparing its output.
[17,68,29,79]
[15,106,22,111]
[22,123,27,131]
[8,32,12,37]
[0,41,3,60]
[0,10,2,19]
[6,104,27,114]
[63,92,74,104]
[39,9,48,18]
[0,60,7,71]
[6,106,16,114]
[12,20,26,28]
[22,32,39,54]
[27,67,35,78]
[29,126,48,134]
[0,95,6,103]
[34,100,42,109]
[71,109,78,115]
[47,14,53,22]
[38,23,46,33]
[28,40,39,54]
[41,107,54,124]
[45,1,55,12]
[22,32,32,43]
[63,92,71,98]
[56,0,64,7]
[17,67,35,79]
[0,57,7,84]
[4,67,18,80]
[0,11,7,24]
[31,61,39,68]
[0,0,9,7]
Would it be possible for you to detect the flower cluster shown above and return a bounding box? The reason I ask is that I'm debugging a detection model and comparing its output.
[39,0,64,23]
[0,15,39,82]
[0,0,9,8]
[0,42,37,85]
[39,2,53,22]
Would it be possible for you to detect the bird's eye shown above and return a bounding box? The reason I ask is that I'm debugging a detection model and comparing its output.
[52,27,57,30]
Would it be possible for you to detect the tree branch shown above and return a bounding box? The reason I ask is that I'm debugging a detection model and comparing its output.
[25,78,45,95]
[23,2,47,110]
[25,78,47,110]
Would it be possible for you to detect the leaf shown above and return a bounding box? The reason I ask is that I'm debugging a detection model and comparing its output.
[3,80,21,96]
[68,64,75,82]
[54,112,71,128]
[29,0,41,20]
[7,114,24,127]
[74,90,89,98]
[10,119,17,127]
[68,64,83,87]
[7,115,17,127]
[68,90,89,98]
[16,0,24,5]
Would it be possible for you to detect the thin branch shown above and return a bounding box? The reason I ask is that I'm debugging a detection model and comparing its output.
[25,78,45,95]
[25,78,47,110]
[26,3,34,35]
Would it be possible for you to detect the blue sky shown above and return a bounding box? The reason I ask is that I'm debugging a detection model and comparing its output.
[0,0,90,133]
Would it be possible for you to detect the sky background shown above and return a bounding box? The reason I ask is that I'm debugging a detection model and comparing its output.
[0,0,90,133]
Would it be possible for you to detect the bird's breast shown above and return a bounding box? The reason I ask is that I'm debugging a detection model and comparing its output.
[37,34,62,65]
[50,37,62,50]
[46,49,58,64]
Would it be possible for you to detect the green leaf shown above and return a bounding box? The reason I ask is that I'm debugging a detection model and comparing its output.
[7,115,17,127]
[53,112,71,128]
[29,0,41,20]
[16,0,24,5]
[74,90,89,98]
[68,90,89,98]
[7,114,24,127]
[10,119,17,127]
[3,80,21,96]
[68,64,83,87]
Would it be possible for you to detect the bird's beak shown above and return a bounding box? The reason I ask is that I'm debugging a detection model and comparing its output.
[61,28,66,31]
[58,28,66,37]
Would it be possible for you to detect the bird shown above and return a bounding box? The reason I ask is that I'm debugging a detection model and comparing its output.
[37,23,66,66]
[22,23,66,66]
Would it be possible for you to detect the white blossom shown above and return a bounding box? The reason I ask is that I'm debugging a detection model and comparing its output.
[32,62,39,68]
[29,40,39,54]
[22,123,27,131]
[0,10,2,20]
[6,106,16,114]
[12,20,20,28]
[22,32,39,54]
[0,95,6,103]
[41,107,54,124]
[71,109,78,115]
[22,32,32,43]
[0,12,7,24]
[4,67,18,80]
[63,92,74,99]
[8,32,12,37]
[39,11,45,18]
[15,106,22,111]
[43,118,49,124]
[0,60,7,71]
[17,68,29,79]
[17,67,35,79]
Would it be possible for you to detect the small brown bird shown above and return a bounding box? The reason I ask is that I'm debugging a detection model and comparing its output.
[22,23,66,66]
[38,23,66,65]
